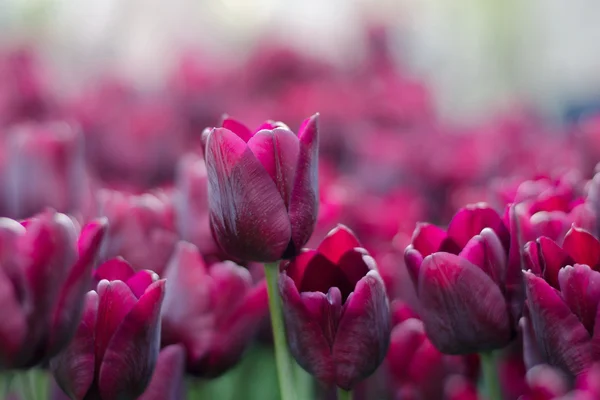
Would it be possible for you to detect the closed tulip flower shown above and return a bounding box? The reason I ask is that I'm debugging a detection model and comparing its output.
[404,203,522,354]
[279,224,390,390]
[161,242,268,377]
[204,114,319,262]
[51,258,165,400]
[0,211,106,369]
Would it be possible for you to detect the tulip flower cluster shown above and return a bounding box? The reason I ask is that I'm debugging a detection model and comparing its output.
[3,24,600,400]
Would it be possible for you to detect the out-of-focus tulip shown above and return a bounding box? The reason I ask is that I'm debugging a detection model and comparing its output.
[174,154,222,260]
[51,258,165,400]
[0,211,106,369]
[160,242,269,377]
[204,114,319,261]
[3,122,91,220]
[138,344,186,400]
[523,263,600,376]
[444,376,479,400]
[519,365,569,400]
[97,189,178,276]
[404,203,522,354]
[279,224,390,390]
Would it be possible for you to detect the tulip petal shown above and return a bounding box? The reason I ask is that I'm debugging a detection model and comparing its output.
[336,249,376,298]
[0,265,26,367]
[299,253,352,297]
[49,219,107,356]
[317,224,361,263]
[418,253,512,354]
[50,291,98,400]
[94,279,138,366]
[506,204,526,326]
[94,257,136,283]
[285,249,318,287]
[126,270,159,299]
[562,226,600,268]
[411,223,448,257]
[205,127,291,261]
[279,272,335,385]
[288,114,320,257]
[209,261,253,323]
[333,271,390,390]
[447,204,509,250]
[137,344,186,400]
[571,203,597,235]
[301,287,342,347]
[246,128,300,207]
[404,246,423,288]
[386,318,427,382]
[459,228,506,288]
[538,237,573,289]
[524,241,542,275]
[221,117,253,142]
[529,211,571,243]
[524,272,593,375]
[98,280,165,399]
[558,264,600,335]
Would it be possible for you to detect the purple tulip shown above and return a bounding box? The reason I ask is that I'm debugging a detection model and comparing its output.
[51,258,165,400]
[204,114,319,261]
[161,241,268,377]
[0,211,106,369]
[279,224,390,390]
[138,344,187,400]
[404,203,522,354]
[3,122,91,219]
[97,189,178,276]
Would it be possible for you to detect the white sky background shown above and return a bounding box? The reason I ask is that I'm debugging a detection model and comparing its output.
[1,0,600,122]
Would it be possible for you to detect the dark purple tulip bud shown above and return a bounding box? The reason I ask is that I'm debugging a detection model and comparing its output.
[174,154,222,260]
[4,122,90,219]
[204,114,319,261]
[279,224,390,390]
[161,242,269,377]
[138,344,187,400]
[405,204,521,354]
[523,265,600,376]
[97,189,178,276]
[0,211,106,368]
[51,258,165,400]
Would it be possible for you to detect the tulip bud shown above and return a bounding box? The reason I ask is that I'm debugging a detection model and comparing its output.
[204,114,319,261]
[97,190,178,276]
[404,204,521,354]
[0,211,106,369]
[51,259,165,400]
[161,242,268,377]
[279,224,390,390]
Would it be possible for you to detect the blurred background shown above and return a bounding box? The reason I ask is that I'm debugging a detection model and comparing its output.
[3,0,600,123]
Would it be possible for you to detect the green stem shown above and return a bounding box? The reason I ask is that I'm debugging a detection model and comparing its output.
[1,373,14,399]
[264,262,297,400]
[337,388,353,400]
[294,360,313,400]
[480,351,502,400]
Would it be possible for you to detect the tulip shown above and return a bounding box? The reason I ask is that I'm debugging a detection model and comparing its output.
[51,258,165,400]
[161,242,269,377]
[0,211,106,369]
[97,189,178,276]
[523,263,600,376]
[520,365,569,400]
[279,224,390,390]
[404,203,522,354]
[3,122,91,219]
[138,344,186,400]
[204,113,319,262]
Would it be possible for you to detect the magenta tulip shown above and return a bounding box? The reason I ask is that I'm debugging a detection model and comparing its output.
[51,258,165,400]
[279,224,390,390]
[161,241,268,377]
[204,114,319,261]
[0,211,106,369]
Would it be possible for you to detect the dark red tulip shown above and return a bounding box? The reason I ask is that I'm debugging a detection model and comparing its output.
[404,204,522,354]
[51,258,165,400]
[3,122,91,219]
[204,114,319,261]
[523,264,600,376]
[279,224,390,390]
[97,189,178,276]
[524,225,600,288]
[174,154,222,260]
[161,242,269,377]
[0,211,106,369]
